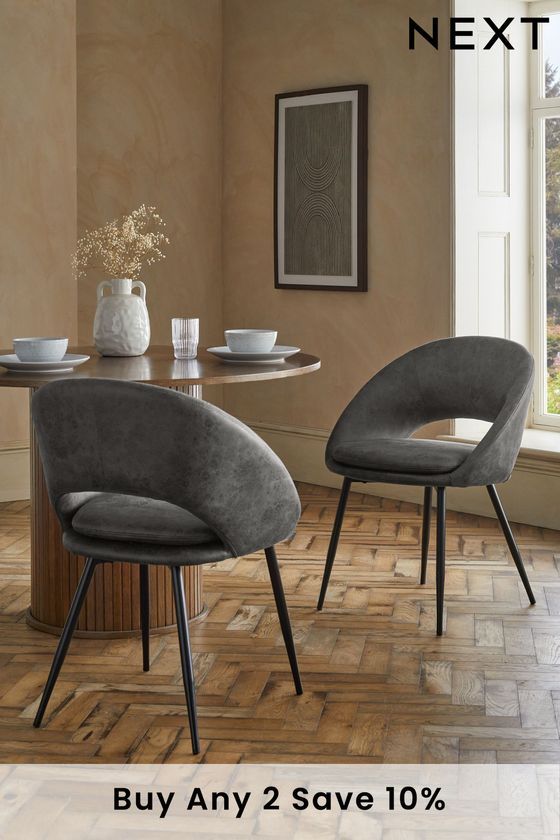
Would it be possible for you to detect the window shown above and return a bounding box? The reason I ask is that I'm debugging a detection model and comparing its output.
[532,1,560,428]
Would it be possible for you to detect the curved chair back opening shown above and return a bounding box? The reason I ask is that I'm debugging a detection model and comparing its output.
[328,336,534,443]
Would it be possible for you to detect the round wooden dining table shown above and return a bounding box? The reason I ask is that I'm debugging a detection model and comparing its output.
[0,345,320,637]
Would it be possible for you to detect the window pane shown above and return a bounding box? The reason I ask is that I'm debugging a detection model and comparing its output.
[546,116,560,415]
[544,14,560,98]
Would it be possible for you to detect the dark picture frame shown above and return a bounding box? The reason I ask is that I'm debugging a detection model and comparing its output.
[274,84,368,292]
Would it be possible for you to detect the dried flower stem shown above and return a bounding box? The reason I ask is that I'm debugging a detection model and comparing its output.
[73,205,169,280]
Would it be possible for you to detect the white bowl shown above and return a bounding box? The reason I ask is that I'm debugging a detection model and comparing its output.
[13,337,68,363]
[225,329,277,354]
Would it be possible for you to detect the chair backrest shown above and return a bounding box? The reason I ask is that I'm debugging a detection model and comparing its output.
[327,337,534,484]
[32,379,301,557]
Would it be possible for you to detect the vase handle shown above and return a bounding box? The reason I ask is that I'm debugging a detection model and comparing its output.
[96,280,113,302]
[132,280,146,301]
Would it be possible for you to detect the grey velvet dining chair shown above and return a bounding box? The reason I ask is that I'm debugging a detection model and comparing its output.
[317,336,536,635]
[30,379,303,754]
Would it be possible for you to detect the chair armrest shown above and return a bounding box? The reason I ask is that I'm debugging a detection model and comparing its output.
[170,411,302,556]
[449,376,534,487]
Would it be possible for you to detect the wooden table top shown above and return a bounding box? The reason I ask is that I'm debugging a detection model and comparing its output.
[0,345,321,388]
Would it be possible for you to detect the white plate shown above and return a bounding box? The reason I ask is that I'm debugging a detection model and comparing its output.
[0,353,91,374]
[207,345,300,363]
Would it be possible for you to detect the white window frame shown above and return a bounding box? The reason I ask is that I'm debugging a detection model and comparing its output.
[531,0,560,429]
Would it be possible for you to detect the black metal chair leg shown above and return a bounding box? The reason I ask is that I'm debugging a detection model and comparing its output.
[486,484,536,605]
[33,557,97,728]
[436,487,446,636]
[140,565,150,672]
[420,486,432,584]
[317,477,352,610]
[170,566,200,755]
[265,546,303,695]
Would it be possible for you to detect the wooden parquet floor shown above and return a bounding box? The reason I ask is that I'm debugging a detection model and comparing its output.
[1,482,560,764]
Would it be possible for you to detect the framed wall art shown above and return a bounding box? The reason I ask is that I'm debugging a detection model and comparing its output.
[274,84,368,292]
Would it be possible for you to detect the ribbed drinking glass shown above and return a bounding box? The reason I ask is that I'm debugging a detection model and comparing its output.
[172,318,199,360]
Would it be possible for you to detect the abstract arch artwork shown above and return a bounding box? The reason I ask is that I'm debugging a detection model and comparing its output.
[275,85,368,291]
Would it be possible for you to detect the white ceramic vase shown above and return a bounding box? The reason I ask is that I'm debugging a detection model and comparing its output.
[93,278,150,357]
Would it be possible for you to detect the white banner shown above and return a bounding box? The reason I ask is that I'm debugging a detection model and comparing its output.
[0,763,558,838]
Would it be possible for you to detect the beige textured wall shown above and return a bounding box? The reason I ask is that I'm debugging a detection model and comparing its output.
[222,0,452,432]
[0,0,77,445]
[77,0,223,358]
[0,0,451,459]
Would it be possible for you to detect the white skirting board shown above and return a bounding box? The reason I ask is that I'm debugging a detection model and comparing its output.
[0,443,29,502]
[248,420,560,532]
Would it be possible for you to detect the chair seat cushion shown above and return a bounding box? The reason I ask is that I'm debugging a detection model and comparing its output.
[71,493,218,546]
[331,438,475,475]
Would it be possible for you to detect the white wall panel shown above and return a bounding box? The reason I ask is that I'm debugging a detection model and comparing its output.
[454,0,530,348]
[477,232,510,335]
[454,0,530,438]
[477,33,510,196]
